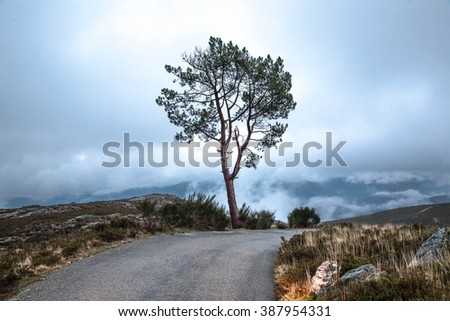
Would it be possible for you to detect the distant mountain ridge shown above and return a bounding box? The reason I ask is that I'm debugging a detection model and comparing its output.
[328,203,450,226]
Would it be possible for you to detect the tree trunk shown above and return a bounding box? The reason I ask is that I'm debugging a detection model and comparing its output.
[223,171,241,229]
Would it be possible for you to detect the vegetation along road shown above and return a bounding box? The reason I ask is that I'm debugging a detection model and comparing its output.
[13,230,302,300]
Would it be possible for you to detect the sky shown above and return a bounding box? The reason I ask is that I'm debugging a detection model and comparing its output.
[1,0,449,221]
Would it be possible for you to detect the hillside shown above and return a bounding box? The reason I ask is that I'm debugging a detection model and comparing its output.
[0,194,180,246]
[328,203,450,226]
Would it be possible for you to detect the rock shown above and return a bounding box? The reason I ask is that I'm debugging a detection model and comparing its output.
[410,227,449,266]
[272,220,289,229]
[340,264,377,284]
[310,260,339,293]
[128,194,181,208]
[104,213,123,220]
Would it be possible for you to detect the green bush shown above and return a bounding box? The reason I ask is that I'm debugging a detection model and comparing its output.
[140,193,230,231]
[256,210,276,229]
[239,203,259,229]
[159,202,191,228]
[137,200,166,233]
[179,193,229,231]
[287,207,320,228]
[239,204,275,230]
[137,200,157,217]
[93,223,127,242]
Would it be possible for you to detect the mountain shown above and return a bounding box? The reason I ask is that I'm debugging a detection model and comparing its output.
[2,182,192,208]
[328,203,450,226]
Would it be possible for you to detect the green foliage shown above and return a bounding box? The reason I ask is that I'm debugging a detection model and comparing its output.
[93,224,127,242]
[238,203,275,229]
[166,193,230,231]
[156,37,297,165]
[287,207,320,228]
[239,203,258,229]
[256,210,276,229]
[137,200,165,233]
[92,218,138,242]
[139,193,230,232]
[137,200,157,218]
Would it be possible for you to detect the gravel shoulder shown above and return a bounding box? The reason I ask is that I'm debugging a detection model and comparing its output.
[13,229,302,301]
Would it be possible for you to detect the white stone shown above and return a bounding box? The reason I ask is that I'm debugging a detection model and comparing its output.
[310,260,339,293]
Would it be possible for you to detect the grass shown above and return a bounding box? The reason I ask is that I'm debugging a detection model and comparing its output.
[275,224,450,300]
[0,217,141,300]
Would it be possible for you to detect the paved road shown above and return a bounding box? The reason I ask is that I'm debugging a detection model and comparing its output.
[13,230,302,301]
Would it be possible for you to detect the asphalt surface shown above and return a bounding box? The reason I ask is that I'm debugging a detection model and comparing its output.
[13,229,302,301]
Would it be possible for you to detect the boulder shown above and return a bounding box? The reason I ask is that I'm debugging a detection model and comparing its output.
[310,260,339,293]
[272,220,289,229]
[340,264,377,284]
[410,227,449,266]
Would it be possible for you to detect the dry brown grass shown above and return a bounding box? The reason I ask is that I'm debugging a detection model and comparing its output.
[275,224,450,300]
[0,218,141,300]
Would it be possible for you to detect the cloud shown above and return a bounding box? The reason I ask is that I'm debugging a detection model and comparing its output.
[304,196,373,222]
[1,1,449,221]
[346,171,427,185]
[67,0,265,63]
[372,189,430,210]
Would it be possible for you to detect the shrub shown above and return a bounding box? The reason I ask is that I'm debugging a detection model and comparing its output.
[159,202,191,228]
[180,193,229,231]
[140,193,230,231]
[93,223,127,242]
[287,207,320,228]
[0,249,29,287]
[32,247,61,267]
[137,200,166,233]
[110,217,138,229]
[61,241,82,258]
[137,200,157,217]
[239,204,275,230]
[239,203,259,229]
[256,210,276,229]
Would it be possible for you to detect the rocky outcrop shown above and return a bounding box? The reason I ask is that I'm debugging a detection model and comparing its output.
[340,264,377,284]
[272,220,289,229]
[0,194,181,246]
[409,227,449,266]
[310,260,339,293]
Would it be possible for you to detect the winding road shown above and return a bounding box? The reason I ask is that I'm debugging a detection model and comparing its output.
[13,230,302,301]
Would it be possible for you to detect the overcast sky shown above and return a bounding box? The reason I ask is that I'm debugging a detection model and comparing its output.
[1,0,449,220]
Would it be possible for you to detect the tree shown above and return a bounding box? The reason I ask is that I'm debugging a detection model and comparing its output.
[287,207,320,228]
[156,37,297,228]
